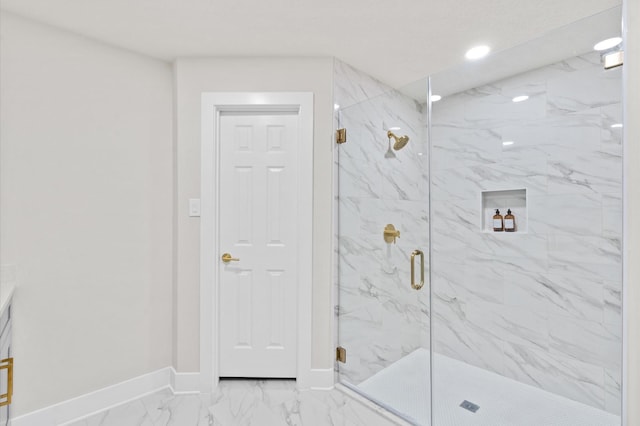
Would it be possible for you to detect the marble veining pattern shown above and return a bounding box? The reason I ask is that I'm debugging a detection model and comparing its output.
[334,60,430,388]
[334,51,622,418]
[67,358,621,426]
[67,380,408,426]
[430,51,623,414]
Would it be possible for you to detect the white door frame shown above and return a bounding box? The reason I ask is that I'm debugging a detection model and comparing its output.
[200,92,314,393]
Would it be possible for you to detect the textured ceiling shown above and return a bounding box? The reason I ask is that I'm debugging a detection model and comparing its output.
[0,0,622,88]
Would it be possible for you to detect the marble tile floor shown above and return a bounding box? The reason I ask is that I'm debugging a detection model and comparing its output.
[66,379,407,426]
[66,349,621,426]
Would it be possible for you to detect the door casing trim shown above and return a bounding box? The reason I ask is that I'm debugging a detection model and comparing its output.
[200,92,314,392]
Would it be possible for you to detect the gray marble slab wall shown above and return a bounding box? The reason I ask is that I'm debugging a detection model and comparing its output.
[333,60,430,386]
[430,51,623,414]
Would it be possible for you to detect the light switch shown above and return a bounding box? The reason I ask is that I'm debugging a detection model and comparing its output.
[189,199,201,217]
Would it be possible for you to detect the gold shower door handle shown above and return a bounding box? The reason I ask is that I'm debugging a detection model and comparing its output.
[221,253,240,263]
[411,249,425,290]
[0,357,13,407]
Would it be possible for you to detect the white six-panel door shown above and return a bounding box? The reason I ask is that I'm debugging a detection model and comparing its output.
[218,112,299,377]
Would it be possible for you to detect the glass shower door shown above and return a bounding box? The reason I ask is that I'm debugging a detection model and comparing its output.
[334,66,431,425]
[335,6,623,426]
[426,7,623,426]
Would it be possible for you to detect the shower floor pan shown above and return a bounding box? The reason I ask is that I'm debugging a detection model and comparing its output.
[357,349,619,426]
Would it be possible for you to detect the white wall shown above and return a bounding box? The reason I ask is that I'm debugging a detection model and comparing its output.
[623,0,640,423]
[173,57,334,372]
[0,12,174,415]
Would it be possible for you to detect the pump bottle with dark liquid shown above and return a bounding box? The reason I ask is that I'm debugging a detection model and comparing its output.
[504,209,516,232]
[493,209,504,232]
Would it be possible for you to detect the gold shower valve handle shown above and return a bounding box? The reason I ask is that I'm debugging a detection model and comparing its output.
[383,224,401,244]
[221,253,240,263]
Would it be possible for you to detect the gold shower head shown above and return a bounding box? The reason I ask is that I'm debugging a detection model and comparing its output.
[387,130,410,151]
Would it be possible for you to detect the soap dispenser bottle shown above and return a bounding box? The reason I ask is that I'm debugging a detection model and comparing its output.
[504,209,516,232]
[493,209,504,232]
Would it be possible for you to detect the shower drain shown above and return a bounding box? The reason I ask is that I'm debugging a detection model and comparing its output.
[460,400,480,413]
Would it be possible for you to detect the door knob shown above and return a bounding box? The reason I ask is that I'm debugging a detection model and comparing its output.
[221,253,240,263]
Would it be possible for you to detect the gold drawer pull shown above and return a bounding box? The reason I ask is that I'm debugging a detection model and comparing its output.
[0,357,13,407]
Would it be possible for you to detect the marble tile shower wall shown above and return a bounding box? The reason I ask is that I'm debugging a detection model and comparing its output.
[333,60,430,385]
[430,51,622,414]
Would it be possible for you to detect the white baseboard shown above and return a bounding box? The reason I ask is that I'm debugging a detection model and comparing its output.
[12,368,172,426]
[170,368,200,394]
[308,368,335,390]
[12,367,329,425]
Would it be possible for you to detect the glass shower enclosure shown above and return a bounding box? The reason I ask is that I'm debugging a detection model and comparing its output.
[335,6,624,426]
[334,68,431,422]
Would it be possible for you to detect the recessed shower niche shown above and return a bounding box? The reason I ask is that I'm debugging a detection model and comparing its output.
[481,188,527,233]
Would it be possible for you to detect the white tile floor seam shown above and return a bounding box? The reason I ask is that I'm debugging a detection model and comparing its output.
[67,350,621,426]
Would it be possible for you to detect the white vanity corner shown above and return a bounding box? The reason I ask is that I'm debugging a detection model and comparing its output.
[0,271,15,426]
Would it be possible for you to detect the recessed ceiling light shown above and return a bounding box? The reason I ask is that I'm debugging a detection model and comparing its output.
[334,104,340,110]
[417,152,424,156]
[512,95,529,103]
[611,123,623,128]
[465,45,490,60]
[502,141,514,146]
[594,37,622,51]
[388,126,401,131]
[431,95,442,102]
